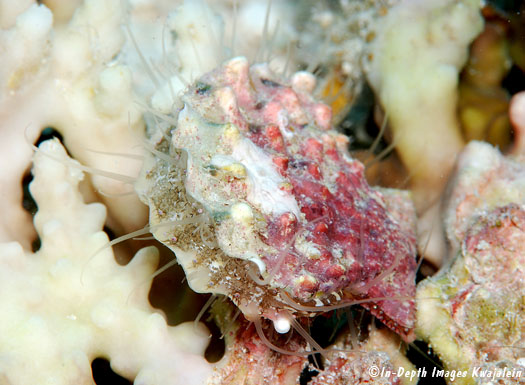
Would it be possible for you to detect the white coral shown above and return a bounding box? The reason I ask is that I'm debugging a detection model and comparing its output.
[365,0,484,267]
[0,139,212,384]
[0,0,147,250]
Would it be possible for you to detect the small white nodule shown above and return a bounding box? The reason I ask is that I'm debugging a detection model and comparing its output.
[273,316,291,334]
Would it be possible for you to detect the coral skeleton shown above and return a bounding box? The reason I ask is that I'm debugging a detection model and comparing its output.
[365,0,484,267]
[0,140,212,384]
[0,0,147,251]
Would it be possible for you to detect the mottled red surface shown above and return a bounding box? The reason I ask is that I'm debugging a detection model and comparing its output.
[188,59,417,341]
[309,352,400,385]
[211,311,307,384]
[463,203,525,284]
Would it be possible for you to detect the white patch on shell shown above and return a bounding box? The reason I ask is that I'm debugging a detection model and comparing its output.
[231,137,301,218]
[210,154,237,168]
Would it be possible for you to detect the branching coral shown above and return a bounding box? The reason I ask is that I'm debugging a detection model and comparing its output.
[366,0,484,203]
[0,0,147,250]
[0,139,212,384]
[365,0,484,267]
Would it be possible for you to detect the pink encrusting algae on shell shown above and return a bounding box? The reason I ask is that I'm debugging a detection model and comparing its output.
[137,56,418,346]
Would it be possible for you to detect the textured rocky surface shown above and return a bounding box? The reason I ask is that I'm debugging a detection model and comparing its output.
[208,300,308,385]
[309,327,416,385]
[444,141,525,253]
[417,141,525,384]
[208,300,416,385]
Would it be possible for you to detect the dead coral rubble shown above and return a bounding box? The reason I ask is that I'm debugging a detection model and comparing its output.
[417,141,525,385]
[208,299,416,385]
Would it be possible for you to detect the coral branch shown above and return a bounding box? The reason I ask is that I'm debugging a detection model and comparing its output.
[0,139,212,384]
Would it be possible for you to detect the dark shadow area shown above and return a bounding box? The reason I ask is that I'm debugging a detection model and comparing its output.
[204,312,226,363]
[299,355,321,385]
[103,226,116,242]
[91,358,133,385]
[35,127,64,147]
[21,163,37,251]
[146,245,225,362]
[148,245,209,325]
[406,340,446,385]
[339,83,384,153]
[21,171,37,217]
[502,65,525,95]
[21,170,41,252]
[487,0,524,13]
[298,307,375,383]
[416,260,438,284]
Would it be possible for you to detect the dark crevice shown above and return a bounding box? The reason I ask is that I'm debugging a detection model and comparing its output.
[204,312,226,363]
[339,83,383,152]
[298,308,376,384]
[299,356,321,384]
[103,226,116,241]
[417,260,439,281]
[147,247,224,363]
[22,169,40,251]
[23,127,68,251]
[91,358,133,385]
[502,64,525,95]
[35,127,64,147]
[486,0,524,13]
[415,265,428,284]
[34,126,74,160]
[309,312,345,349]
[21,171,37,216]
[406,340,446,385]
[31,238,41,253]
[148,245,205,325]
[261,78,282,88]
